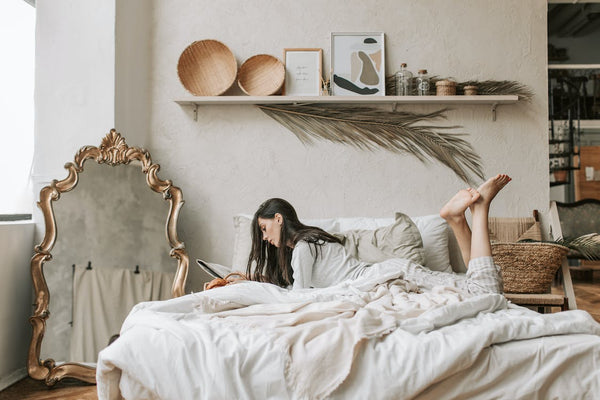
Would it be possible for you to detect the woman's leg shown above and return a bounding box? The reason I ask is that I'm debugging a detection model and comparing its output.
[441,174,511,295]
[440,188,480,267]
[440,174,511,266]
[469,174,512,260]
[389,176,510,295]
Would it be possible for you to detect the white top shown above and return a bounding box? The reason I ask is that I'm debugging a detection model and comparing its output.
[291,240,371,289]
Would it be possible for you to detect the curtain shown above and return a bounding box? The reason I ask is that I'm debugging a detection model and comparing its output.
[70,265,175,363]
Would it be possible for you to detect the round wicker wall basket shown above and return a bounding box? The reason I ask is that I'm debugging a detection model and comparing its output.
[491,242,569,294]
[237,54,285,96]
[177,39,238,96]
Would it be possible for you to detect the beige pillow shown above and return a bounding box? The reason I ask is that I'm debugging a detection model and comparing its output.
[336,213,425,265]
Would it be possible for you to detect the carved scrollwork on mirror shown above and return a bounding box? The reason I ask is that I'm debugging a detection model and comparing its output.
[28,129,189,385]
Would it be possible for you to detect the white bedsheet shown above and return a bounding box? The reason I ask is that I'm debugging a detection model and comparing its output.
[97,263,600,400]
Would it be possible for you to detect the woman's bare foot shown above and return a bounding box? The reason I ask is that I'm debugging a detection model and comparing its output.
[474,174,511,206]
[440,188,480,222]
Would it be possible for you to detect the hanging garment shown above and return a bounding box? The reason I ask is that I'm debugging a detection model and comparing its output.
[70,265,175,363]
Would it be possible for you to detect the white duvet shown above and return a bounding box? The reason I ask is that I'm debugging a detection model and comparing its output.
[97,261,600,400]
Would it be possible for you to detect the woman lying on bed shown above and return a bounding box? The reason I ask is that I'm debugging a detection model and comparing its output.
[98,173,600,400]
[247,174,511,294]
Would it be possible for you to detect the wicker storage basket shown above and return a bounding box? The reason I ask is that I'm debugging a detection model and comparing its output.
[435,79,456,96]
[463,85,478,96]
[491,242,569,294]
[177,39,237,96]
[238,54,285,96]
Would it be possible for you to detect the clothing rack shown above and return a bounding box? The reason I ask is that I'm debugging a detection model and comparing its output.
[71,261,142,274]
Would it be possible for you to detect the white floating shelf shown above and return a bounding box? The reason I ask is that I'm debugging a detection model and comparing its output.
[175,95,519,106]
[551,119,600,129]
[548,64,600,70]
[175,95,519,121]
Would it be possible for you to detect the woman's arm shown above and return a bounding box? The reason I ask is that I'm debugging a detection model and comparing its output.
[291,241,316,289]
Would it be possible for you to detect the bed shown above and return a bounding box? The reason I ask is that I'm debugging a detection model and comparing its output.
[96,214,600,400]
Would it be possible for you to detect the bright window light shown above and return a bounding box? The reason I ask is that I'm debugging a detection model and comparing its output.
[0,0,35,214]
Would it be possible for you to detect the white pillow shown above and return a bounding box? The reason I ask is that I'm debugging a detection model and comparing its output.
[407,214,453,273]
[231,214,340,272]
[231,214,253,272]
[336,217,395,232]
[233,213,453,273]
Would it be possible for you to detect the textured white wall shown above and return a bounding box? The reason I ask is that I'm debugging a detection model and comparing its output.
[31,0,550,294]
[33,0,116,182]
[115,0,152,146]
[0,223,34,390]
[147,0,549,289]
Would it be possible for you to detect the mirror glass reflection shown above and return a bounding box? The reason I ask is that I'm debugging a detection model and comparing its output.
[40,161,175,364]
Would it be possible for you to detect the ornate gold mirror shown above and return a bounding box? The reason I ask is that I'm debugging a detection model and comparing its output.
[28,130,189,385]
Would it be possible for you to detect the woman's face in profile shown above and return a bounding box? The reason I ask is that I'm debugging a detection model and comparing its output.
[258,216,282,247]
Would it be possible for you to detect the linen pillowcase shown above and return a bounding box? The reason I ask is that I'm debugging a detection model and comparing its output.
[403,213,453,273]
[336,213,426,265]
[335,217,395,232]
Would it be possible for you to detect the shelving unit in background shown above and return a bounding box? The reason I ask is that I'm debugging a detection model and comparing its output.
[546,65,600,191]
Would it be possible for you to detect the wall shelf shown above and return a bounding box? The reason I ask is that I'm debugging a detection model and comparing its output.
[174,95,519,121]
[548,64,600,70]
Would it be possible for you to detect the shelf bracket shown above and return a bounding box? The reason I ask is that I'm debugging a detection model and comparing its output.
[491,102,498,122]
[392,102,398,112]
[193,104,198,121]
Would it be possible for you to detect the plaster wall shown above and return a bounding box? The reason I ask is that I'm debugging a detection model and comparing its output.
[115,0,152,146]
[148,0,549,289]
[32,0,550,294]
[32,0,116,183]
[0,222,34,390]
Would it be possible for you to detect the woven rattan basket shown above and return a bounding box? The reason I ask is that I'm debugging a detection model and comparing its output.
[177,39,237,96]
[435,79,456,96]
[238,54,285,96]
[463,85,478,96]
[491,242,569,294]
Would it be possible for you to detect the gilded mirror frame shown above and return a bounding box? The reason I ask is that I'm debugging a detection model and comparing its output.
[28,130,189,385]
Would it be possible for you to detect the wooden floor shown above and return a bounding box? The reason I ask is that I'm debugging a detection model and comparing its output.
[2,273,599,400]
[0,378,97,400]
[557,269,600,321]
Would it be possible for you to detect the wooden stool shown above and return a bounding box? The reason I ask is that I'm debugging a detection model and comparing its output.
[504,293,567,313]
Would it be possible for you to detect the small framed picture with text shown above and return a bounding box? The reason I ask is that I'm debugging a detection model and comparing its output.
[283,48,323,96]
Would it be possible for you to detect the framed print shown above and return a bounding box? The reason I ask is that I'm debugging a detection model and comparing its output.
[283,48,323,96]
[331,32,385,96]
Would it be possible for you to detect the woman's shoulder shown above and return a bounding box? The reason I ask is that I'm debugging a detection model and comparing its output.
[295,238,337,247]
[294,240,312,252]
[294,239,343,254]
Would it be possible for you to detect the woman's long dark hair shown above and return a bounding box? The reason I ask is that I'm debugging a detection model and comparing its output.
[246,198,341,287]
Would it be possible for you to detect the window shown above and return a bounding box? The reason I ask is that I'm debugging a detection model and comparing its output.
[0,0,35,214]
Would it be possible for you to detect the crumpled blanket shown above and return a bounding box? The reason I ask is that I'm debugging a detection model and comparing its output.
[191,266,480,400]
[97,259,600,400]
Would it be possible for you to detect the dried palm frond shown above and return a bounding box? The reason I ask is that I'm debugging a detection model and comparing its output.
[520,233,600,260]
[457,80,534,101]
[385,76,533,100]
[258,104,484,184]
[556,234,600,260]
